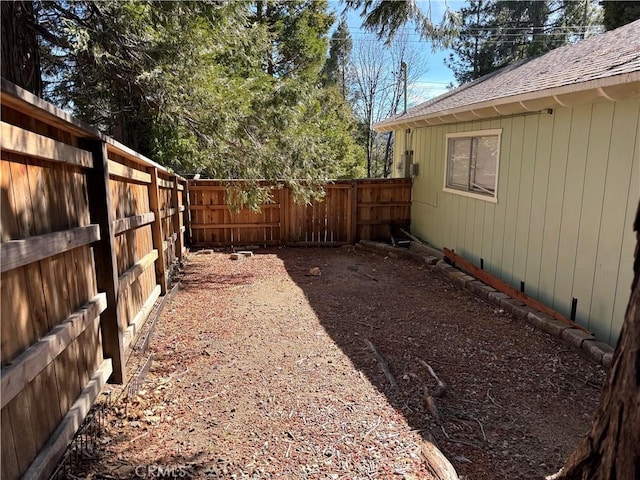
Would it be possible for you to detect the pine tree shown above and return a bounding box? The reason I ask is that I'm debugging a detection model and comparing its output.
[322,18,353,99]
[1,1,41,95]
[252,0,334,80]
[32,0,363,206]
[446,0,602,85]
[602,0,640,30]
[445,0,496,85]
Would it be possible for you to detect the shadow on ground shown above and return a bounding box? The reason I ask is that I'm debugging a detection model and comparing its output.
[274,245,604,480]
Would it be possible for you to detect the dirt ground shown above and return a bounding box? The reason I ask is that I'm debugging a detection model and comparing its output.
[75,246,607,480]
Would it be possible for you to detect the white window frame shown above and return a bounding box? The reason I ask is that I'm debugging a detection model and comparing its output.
[443,129,501,203]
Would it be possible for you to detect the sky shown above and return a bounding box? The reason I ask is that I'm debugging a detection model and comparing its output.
[329,0,466,103]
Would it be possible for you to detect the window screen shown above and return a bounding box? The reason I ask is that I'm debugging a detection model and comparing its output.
[445,131,500,200]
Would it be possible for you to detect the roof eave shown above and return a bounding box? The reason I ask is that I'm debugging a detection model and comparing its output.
[373,71,640,132]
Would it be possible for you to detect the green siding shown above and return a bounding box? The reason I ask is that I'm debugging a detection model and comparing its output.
[405,97,640,345]
[513,115,538,290]
[490,118,513,277]
[611,127,639,344]
[502,116,525,285]
[571,102,614,334]
[554,104,592,315]
[538,107,571,308]
[525,112,554,298]
[591,100,639,343]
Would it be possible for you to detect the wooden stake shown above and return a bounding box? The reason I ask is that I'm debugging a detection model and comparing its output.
[171,175,183,262]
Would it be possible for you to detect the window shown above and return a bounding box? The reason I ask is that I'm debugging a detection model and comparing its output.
[444,129,501,202]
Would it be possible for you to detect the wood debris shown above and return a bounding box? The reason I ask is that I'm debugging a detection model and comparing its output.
[65,248,606,480]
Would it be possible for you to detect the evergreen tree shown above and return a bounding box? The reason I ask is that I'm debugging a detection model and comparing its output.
[602,0,640,30]
[445,0,496,85]
[1,1,41,95]
[345,0,422,40]
[446,0,602,85]
[321,18,353,99]
[30,0,364,206]
[252,0,334,80]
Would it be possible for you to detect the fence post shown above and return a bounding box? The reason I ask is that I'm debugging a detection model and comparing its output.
[172,176,183,263]
[350,180,358,243]
[148,167,168,294]
[85,139,125,384]
[346,183,353,244]
[281,184,289,244]
[183,180,192,248]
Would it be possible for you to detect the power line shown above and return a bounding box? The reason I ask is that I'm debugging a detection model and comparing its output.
[347,27,602,35]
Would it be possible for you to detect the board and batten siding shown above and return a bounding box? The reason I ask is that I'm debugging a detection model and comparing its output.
[400,98,640,345]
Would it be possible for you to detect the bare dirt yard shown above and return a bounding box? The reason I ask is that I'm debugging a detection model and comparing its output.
[75,246,606,479]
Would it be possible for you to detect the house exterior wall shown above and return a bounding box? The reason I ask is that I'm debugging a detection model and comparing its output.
[400,97,640,345]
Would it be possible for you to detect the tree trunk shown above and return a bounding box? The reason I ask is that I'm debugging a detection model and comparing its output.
[551,200,640,480]
[383,131,393,178]
[1,1,41,96]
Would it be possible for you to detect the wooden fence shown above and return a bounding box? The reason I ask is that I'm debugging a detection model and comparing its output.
[188,179,412,247]
[1,80,410,480]
[0,80,186,480]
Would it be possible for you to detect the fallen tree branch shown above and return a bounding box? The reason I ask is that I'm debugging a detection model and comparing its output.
[419,359,448,397]
[423,389,441,423]
[440,425,482,449]
[487,389,503,409]
[364,338,398,391]
[400,228,424,245]
[473,417,487,442]
[362,271,378,281]
[421,439,460,480]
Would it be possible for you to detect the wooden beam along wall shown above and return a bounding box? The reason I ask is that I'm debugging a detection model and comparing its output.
[157,177,174,189]
[123,285,161,353]
[107,160,151,184]
[147,167,168,294]
[117,249,159,294]
[86,140,126,384]
[162,207,177,218]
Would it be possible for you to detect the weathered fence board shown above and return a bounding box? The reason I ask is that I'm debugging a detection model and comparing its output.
[1,122,94,168]
[113,212,155,235]
[108,159,152,183]
[187,179,412,247]
[0,225,100,272]
[0,293,107,408]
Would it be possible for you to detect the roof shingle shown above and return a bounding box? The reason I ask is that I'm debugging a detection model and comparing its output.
[376,19,640,130]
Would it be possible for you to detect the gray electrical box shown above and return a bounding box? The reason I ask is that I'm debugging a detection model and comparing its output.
[401,151,414,178]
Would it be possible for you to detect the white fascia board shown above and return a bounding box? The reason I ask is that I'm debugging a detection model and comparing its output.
[372,72,640,132]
